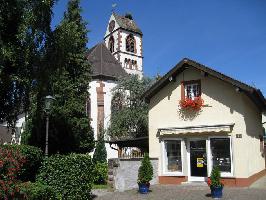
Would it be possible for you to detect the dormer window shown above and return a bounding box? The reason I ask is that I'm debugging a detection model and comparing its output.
[126,34,135,53]
[184,80,201,100]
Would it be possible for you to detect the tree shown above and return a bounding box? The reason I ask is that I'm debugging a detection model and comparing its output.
[93,133,107,164]
[24,0,94,154]
[0,0,54,127]
[138,153,153,184]
[108,75,153,139]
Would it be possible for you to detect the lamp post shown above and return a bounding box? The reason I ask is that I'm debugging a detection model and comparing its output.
[44,95,55,157]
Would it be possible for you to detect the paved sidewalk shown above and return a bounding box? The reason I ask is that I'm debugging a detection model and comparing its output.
[93,184,266,200]
[250,175,266,189]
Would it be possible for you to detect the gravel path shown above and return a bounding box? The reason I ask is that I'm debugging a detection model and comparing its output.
[93,185,266,200]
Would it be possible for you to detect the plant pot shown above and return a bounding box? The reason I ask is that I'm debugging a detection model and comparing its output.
[210,186,223,199]
[138,183,149,194]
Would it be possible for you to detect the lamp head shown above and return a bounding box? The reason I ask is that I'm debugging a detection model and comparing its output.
[44,95,55,113]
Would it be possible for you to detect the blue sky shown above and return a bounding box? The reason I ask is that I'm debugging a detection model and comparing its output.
[52,0,266,96]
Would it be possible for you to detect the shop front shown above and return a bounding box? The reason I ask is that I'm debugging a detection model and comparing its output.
[161,136,233,183]
[160,124,234,183]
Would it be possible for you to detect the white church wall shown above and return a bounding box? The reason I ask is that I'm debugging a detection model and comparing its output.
[1,113,25,144]
[89,79,118,159]
[104,30,119,54]
[119,53,143,77]
[104,14,120,38]
[89,80,98,140]
[120,30,142,57]
[118,31,143,78]
[103,80,117,131]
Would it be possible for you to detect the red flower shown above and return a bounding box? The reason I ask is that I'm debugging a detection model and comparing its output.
[207,178,212,186]
[179,97,204,110]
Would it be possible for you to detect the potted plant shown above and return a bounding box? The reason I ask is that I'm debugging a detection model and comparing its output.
[207,166,224,199]
[137,153,153,194]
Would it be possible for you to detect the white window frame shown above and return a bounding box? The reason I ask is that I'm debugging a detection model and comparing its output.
[161,138,184,176]
[208,136,234,177]
[184,83,200,100]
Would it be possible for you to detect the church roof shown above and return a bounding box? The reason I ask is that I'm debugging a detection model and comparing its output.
[87,43,127,80]
[113,13,142,35]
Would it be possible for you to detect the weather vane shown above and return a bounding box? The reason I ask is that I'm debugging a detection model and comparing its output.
[111,3,117,12]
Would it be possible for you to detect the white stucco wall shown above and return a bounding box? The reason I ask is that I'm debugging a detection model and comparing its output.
[148,68,265,178]
[1,113,25,144]
[89,80,118,159]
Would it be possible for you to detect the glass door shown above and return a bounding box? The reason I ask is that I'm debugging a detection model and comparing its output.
[189,139,207,181]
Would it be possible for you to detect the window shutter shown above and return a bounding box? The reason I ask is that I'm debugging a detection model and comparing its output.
[181,81,185,101]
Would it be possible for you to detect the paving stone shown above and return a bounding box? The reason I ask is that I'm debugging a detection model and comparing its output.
[93,184,266,200]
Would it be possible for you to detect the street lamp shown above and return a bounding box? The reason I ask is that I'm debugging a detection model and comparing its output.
[44,95,55,157]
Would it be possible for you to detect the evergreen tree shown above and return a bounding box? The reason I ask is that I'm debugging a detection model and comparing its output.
[93,129,107,163]
[24,0,94,154]
[138,153,153,183]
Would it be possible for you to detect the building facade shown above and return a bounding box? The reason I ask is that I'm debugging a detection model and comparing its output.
[143,58,266,186]
[87,13,143,159]
[104,13,143,78]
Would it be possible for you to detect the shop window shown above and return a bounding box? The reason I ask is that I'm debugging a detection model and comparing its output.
[109,36,114,53]
[184,80,201,100]
[210,138,232,175]
[126,34,135,53]
[163,140,183,174]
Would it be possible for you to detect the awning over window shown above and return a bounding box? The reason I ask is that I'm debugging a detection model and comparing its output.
[158,123,235,136]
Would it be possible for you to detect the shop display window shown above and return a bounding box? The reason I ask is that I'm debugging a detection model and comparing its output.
[164,140,182,173]
[210,138,232,173]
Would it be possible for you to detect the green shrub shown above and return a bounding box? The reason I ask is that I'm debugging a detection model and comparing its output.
[209,166,224,187]
[19,182,57,200]
[37,153,94,200]
[93,134,107,163]
[0,145,43,182]
[94,162,108,184]
[138,153,153,184]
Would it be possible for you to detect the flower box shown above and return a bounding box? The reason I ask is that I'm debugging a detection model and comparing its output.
[179,97,204,110]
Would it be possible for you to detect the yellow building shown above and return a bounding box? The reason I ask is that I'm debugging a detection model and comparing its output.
[143,58,266,187]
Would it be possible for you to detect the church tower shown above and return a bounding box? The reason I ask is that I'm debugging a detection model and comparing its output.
[104,13,143,78]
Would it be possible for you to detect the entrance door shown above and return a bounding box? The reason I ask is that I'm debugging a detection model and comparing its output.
[189,140,207,181]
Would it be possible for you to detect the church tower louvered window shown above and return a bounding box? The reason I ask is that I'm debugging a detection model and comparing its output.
[109,36,114,53]
[126,34,135,53]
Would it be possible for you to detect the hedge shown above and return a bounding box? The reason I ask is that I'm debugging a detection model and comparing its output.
[19,182,57,200]
[37,153,94,200]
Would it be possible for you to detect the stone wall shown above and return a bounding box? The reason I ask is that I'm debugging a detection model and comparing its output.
[108,158,158,192]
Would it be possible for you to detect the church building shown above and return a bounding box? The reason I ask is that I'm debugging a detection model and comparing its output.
[87,13,143,158]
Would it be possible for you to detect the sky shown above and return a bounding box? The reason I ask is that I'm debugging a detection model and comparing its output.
[52,0,266,96]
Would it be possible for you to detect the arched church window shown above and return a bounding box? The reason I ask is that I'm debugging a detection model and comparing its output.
[126,34,135,53]
[109,36,114,53]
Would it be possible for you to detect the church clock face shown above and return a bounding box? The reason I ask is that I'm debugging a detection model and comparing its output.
[109,20,115,32]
